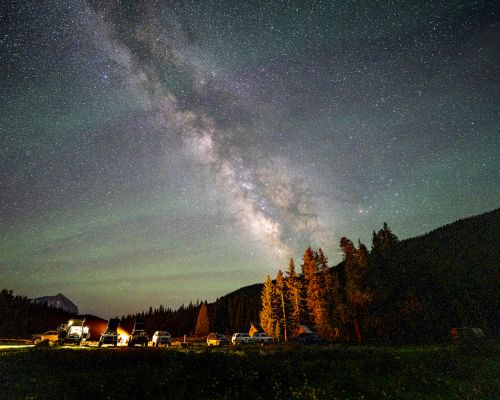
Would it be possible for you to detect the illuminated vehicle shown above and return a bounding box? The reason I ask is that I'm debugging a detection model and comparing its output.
[206,333,229,347]
[61,319,90,345]
[31,330,59,345]
[231,333,255,345]
[127,319,149,347]
[251,332,274,344]
[99,318,120,347]
[152,331,172,347]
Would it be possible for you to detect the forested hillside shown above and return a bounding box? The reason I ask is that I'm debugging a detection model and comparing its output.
[121,208,499,342]
[376,207,499,341]
[119,285,263,337]
[208,283,262,334]
[260,208,500,343]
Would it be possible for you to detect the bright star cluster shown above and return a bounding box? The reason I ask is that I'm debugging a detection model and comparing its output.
[1,0,498,318]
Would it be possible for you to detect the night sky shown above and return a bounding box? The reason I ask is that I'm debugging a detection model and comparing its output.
[1,0,499,318]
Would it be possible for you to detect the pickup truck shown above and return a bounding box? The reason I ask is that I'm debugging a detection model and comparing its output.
[231,332,255,345]
[251,332,274,344]
[207,333,229,347]
[99,318,120,347]
[127,319,149,347]
[60,319,90,345]
[152,331,172,347]
[31,330,59,345]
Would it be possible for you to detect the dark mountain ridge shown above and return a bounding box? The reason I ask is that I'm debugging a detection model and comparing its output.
[216,208,498,330]
[33,293,79,315]
[378,208,499,339]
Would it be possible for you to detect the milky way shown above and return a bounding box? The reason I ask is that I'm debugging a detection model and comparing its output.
[1,0,499,317]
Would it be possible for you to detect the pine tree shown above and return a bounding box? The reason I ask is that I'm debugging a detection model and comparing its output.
[286,258,303,337]
[259,274,276,336]
[371,222,398,254]
[317,248,337,339]
[195,302,210,337]
[369,223,400,341]
[317,248,333,304]
[340,237,371,343]
[330,267,347,340]
[302,247,330,338]
[315,248,336,339]
[301,246,317,327]
[275,270,288,342]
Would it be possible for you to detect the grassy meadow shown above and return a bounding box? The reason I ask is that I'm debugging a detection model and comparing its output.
[0,344,498,399]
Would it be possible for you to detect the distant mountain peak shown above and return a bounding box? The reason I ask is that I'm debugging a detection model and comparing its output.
[33,293,79,314]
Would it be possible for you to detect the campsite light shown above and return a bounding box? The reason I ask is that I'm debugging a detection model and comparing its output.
[117,327,129,346]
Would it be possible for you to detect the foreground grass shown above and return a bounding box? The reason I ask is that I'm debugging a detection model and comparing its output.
[0,345,498,399]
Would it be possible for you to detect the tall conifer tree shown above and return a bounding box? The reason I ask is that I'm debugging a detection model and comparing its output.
[275,270,288,342]
[316,248,335,338]
[286,258,303,337]
[369,223,399,340]
[340,237,371,343]
[259,274,276,336]
[195,302,210,337]
[302,247,331,337]
[301,246,317,327]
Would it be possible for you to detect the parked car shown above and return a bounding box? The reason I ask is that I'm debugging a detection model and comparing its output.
[450,327,494,352]
[451,327,486,344]
[231,332,255,345]
[127,319,149,347]
[152,331,172,347]
[99,318,120,347]
[207,333,229,347]
[61,319,90,345]
[251,332,274,344]
[296,333,323,345]
[31,330,59,345]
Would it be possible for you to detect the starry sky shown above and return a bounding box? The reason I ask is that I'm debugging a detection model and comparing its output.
[1,0,499,318]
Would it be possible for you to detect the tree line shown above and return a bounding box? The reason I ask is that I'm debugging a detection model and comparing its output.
[120,286,262,337]
[260,227,379,343]
[0,289,72,338]
[2,209,497,342]
[260,212,499,343]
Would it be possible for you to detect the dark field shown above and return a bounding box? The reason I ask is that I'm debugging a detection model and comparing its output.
[0,344,498,399]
